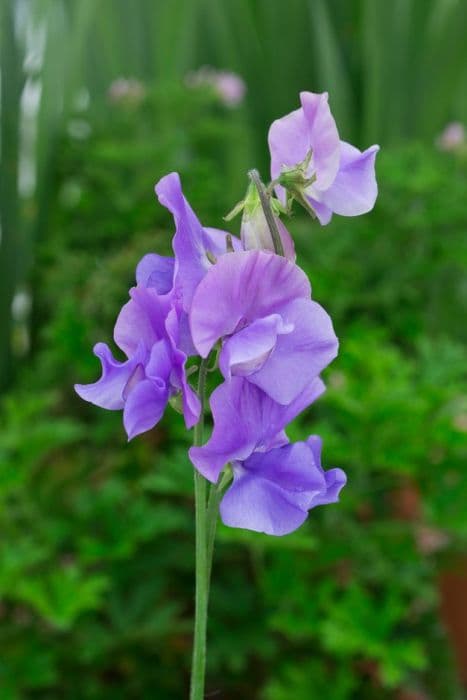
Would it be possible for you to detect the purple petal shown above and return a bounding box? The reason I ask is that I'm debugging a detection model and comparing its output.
[74,342,147,410]
[145,338,173,381]
[269,105,310,200]
[243,441,327,497]
[304,436,347,506]
[219,314,293,379]
[189,375,325,482]
[307,141,379,224]
[248,297,338,404]
[304,196,333,225]
[155,173,233,311]
[220,437,345,535]
[165,306,201,428]
[317,142,379,217]
[277,218,296,262]
[220,473,309,536]
[269,92,340,203]
[123,378,169,440]
[190,250,310,358]
[136,254,174,294]
[204,227,243,255]
[300,91,340,190]
[114,286,171,356]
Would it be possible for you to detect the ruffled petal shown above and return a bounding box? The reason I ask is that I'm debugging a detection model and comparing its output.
[145,338,173,381]
[165,306,201,428]
[304,435,347,506]
[155,173,234,311]
[219,314,293,379]
[269,92,340,203]
[300,91,340,190]
[220,473,309,536]
[74,342,146,410]
[114,286,171,356]
[136,254,175,294]
[190,250,310,358]
[123,378,169,440]
[269,106,310,184]
[189,375,325,482]
[248,297,338,403]
[318,142,379,217]
[220,437,346,535]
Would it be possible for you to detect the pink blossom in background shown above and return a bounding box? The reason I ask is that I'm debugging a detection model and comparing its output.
[185,66,246,107]
[108,78,146,105]
[436,122,465,152]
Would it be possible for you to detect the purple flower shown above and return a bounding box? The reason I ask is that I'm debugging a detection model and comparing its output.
[190,250,338,405]
[269,91,379,224]
[189,377,345,535]
[75,284,200,440]
[155,172,242,312]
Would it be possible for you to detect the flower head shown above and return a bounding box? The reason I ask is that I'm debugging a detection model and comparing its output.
[190,250,338,405]
[269,91,379,224]
[75,281,200,439]
[190,377,345,535]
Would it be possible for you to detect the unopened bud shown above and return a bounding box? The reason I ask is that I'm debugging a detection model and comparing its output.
[240,183,295,260]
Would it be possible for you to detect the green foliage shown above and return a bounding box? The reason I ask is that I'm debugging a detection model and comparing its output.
[0,95,466,698]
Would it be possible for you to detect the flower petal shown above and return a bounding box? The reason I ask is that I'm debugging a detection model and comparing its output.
[136,254,175,293]
[123,378,169,440]
[114,286,171,356]
[300,91,340,190]
[219,314,293,379]
[74,342,147,410]
[165,306,201,428]
[190,250,310,358]
[304,436,347,506]
[269,105,310,182]
[220,437,346,535]
[189,375,325,482]
[204,227,243,255]
[220,473,309,535]
[248,297,338,404]
[155,173,233,311]
[317,142,379,217]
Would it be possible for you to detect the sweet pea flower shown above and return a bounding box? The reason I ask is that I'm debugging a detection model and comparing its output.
[189,377,346,535]
[75,172,243,439]
[75,275,200,440]
[269,91,379,224]
[155,172,242,312]
[190,250,338,405]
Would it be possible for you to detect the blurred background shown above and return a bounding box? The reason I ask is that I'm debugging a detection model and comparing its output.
[1,1,467,698]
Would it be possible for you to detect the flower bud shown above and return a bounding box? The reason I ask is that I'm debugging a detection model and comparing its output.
[240,183,295,261]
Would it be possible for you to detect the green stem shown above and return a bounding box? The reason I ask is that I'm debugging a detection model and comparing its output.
[206,469,232,589]
[190,359,219,700]
[248,169,285,257]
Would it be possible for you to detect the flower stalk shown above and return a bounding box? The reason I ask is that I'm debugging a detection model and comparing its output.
[190,359,220,700]
[248,169,285,257]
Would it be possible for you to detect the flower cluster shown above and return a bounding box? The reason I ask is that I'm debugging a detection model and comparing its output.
[76,91,379,535]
